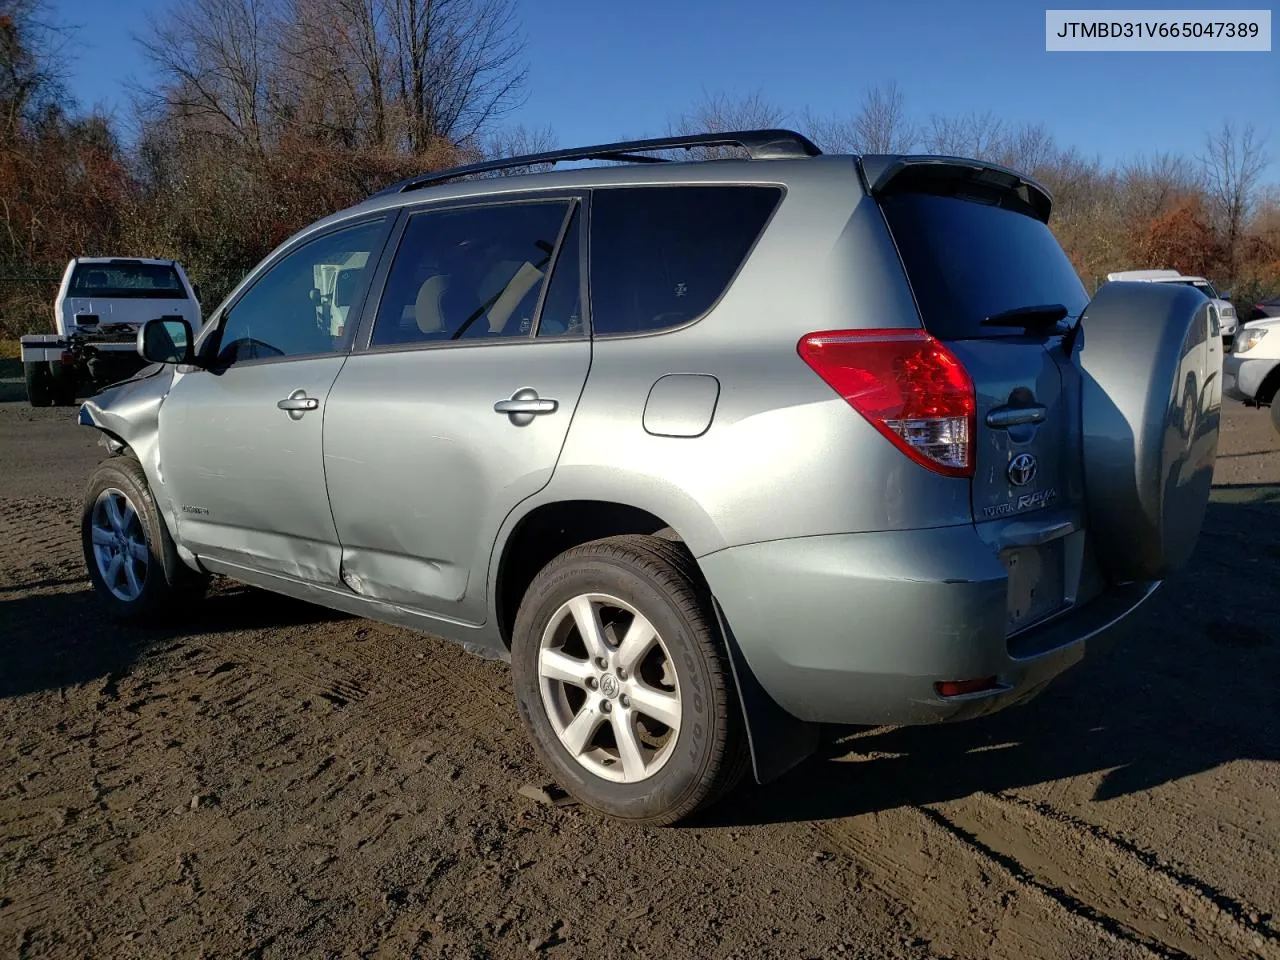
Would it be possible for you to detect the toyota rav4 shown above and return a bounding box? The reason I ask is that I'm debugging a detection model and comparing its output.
[78,130,1221,825]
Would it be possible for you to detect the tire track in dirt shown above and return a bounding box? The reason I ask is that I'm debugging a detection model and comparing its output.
[991,791,1279,948]
[916,790,1280,960]
[0,497,82,591]
[811,804,1152,960]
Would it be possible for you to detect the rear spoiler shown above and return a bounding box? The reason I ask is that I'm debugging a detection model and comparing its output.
[858,154,1053,223]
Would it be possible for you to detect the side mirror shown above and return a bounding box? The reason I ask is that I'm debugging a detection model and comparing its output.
[138,317,195,365]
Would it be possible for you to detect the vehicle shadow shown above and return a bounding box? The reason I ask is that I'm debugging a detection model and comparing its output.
[0,378,28,404]
[710,491,1280,826]
[0,582,350,700]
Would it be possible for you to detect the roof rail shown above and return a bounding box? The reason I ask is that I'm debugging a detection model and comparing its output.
[372,129,822,197]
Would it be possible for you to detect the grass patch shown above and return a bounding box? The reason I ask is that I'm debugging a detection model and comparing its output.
[0,340,19,360]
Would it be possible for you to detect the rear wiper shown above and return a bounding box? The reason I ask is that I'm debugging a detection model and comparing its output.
[980,303,1069,329]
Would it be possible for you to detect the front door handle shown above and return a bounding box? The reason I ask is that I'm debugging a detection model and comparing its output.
[494,387,558,424]
[277,390,319,420]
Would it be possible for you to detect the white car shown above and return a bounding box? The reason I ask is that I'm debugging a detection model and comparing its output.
[1106,269,1238,341]
[1225,318,1280,434]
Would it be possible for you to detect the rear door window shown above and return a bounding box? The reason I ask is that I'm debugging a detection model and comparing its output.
[589,186,781,336]
[878,193,1088,340]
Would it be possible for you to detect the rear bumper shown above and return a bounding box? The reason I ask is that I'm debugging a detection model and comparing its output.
[1224,354,1278,402]
[698,527,1160,726]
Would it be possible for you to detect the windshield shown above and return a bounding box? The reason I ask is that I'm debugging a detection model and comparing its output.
[69,262,188,299]
[878,192,1089,339]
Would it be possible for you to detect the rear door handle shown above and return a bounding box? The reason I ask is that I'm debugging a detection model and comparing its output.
[986,404,1046,428]
[494,387,558,420]
[277,390,319,420]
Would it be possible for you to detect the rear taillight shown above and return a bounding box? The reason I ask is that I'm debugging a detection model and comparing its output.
[797,328,975,478]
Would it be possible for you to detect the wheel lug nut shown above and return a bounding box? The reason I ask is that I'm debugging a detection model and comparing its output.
[599,700,611,714]
[619,694,630,709]
[616,667,627,680]
[585,677,598,690]
[595,657,607,670]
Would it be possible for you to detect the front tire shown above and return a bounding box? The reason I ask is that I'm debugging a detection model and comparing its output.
[82,456,205,621]
[1270,397,1280,438]
[511,535,747,826]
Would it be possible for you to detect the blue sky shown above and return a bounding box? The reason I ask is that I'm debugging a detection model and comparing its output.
[51,0,1280,182]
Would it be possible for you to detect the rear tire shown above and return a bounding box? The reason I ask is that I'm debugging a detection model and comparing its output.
[24,361,52,407]
[82,456,206,622]
[511,535,748,826]
[1270,397,1280,438]
[48,362,77,406]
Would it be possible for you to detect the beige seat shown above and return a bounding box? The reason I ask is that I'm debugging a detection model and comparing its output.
[486,262,545,334]
[414,275,450,335]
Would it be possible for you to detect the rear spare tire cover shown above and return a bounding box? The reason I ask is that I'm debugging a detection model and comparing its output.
[1075,281,1220,582]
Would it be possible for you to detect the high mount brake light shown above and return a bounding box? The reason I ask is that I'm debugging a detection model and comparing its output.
[797,328,976,478]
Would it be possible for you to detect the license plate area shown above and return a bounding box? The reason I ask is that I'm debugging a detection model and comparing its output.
[1001,540,1067,635]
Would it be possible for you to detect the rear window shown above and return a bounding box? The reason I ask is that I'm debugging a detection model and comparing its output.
[589,186,781,336]
[69,262,188,299]
[1176,279,1219,299]
[879,193,1088,340]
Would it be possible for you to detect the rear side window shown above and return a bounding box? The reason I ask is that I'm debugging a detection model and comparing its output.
[879,193,1089,340]
[70,262,187,299]
[589,186,781,336]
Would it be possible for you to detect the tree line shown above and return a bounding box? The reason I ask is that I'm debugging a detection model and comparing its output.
[1,0,1276,339]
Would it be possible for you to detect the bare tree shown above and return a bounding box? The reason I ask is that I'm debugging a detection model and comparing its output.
[802,81,915,154]
[278,0,391,148]
[478,121,556,174]
[797,107,853,154]
[137,0,280,153]
[0,0,70,138]
[855,81,914,153]
[999,122,1058,173]
[1201,121,1270,279]
[921,110,1006,159]
[384,0,527,150]
[1118,151,1198,222]
[668,90,787,159]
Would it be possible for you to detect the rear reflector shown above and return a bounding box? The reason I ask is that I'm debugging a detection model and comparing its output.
[797,328,975,477]
[935,677,1000,698]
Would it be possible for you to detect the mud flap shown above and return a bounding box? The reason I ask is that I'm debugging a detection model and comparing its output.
[1074,282,1221,582]
[713,598,820,784]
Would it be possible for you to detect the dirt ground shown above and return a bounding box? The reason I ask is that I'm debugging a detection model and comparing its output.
[1,372,1279,960]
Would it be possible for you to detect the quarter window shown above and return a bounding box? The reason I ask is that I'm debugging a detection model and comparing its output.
[371,201,571,347]
[216,219,385,365]
[536,208,583,338]
[588,186,781,336]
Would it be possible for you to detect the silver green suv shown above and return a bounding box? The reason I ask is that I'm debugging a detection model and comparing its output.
[79,130,1221,825]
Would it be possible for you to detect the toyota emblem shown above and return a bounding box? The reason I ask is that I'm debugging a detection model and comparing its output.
[1007,453,1038,487]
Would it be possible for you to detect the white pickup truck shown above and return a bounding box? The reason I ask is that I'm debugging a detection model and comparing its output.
[1106,269,1238,342]
[20,257,203,406]
[1225,317,1280,436]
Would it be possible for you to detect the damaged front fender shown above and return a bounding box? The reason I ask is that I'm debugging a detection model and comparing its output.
[78,363,181,538]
